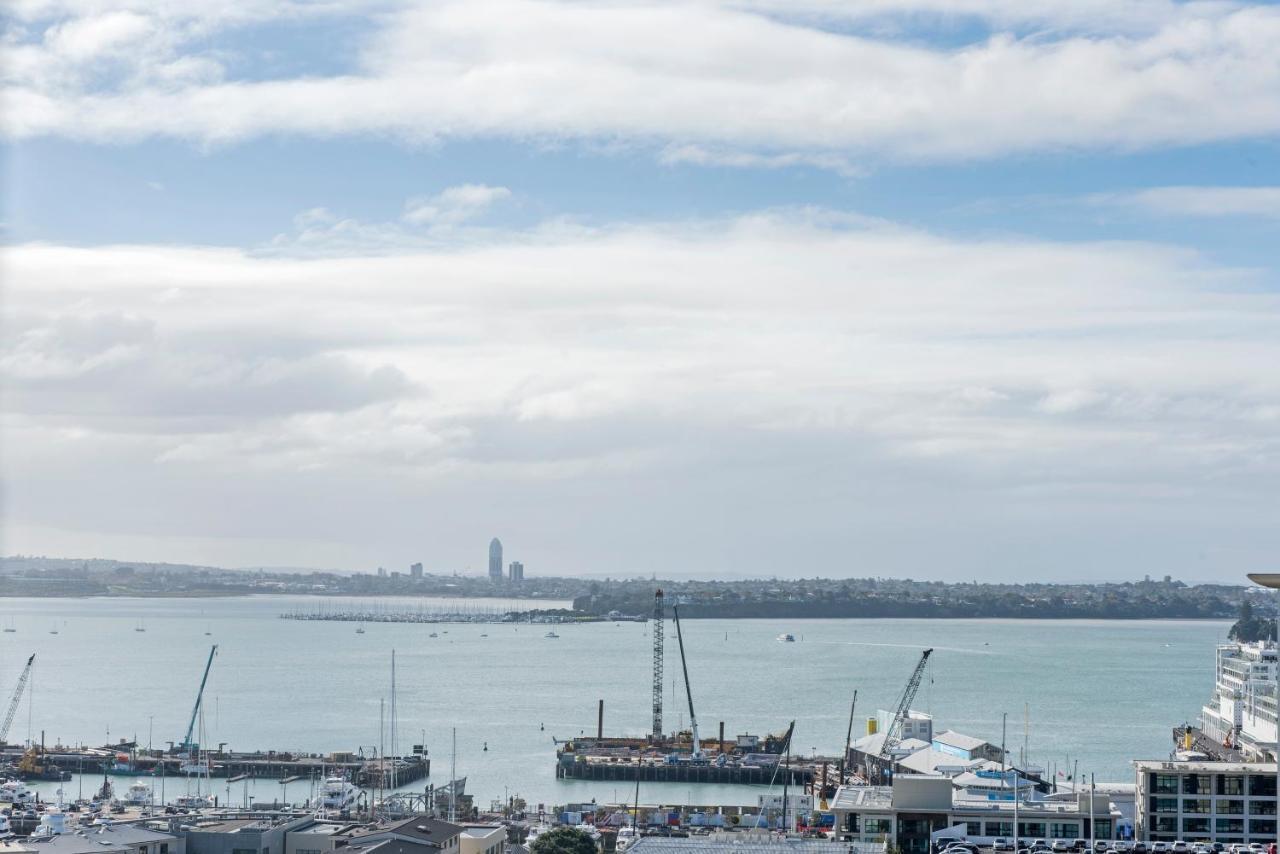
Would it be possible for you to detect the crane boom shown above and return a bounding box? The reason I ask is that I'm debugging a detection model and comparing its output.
[671,604,702,758]
[878,648,933,759]
[652,589,664,740]
[0,654,35,744]
[181,645,218,754]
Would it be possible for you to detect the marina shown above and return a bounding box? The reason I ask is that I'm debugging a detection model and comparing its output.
[0,595,1230,807]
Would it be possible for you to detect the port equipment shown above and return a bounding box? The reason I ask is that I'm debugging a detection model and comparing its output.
[179,645,218,755]
[651,589,664,739]
[671,603,704,759]
[878,648,933,762]
[0,654,35,744]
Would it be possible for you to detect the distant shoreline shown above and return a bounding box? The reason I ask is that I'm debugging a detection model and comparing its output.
[0,587,1236,622]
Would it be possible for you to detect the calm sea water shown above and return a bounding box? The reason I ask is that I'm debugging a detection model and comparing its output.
[0,595,1230,809]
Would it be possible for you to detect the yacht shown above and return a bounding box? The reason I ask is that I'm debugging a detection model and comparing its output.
[429,632,438,638]
[0,780,36,805]
[355,626,366,634]
[544,631,560,639]
[777,633,796,642]
[616,825,639,851]
[173,793,214,810]
[318,775,359,810]
[135,620,146,632]
[122,781,153,805]
[525,823,554,847]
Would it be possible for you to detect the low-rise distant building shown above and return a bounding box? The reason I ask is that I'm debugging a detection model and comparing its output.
[182,815,316,854]
[830,775,1120,854]
[456,825,504,854]
[15,824,184,854]
[507,563,523,583]
[1134,758,1278,844]
[410,564,423,579]
[347,817,462,854]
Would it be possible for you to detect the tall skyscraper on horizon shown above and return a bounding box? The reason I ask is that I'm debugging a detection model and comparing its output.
[488,538,503,582]
[508,561,524,582]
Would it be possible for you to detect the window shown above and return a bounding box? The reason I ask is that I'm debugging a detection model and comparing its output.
[1154,817,1178,834]
[1153,774,1180,795]
[1094,820,1112,839]
[1018,823,1045,839]
[1216,800,1244,815]
[1153,798,1179,814]
[161,846,168,854]
[1184,775,1213,795]
[864,818,892,835]
[1249,800,1276,816]
[1219,776,1245,796]
[986,822,1013,837]
[1249,775,1277,797]
[1050,824,1079,839]
[964,822,981,837]
[1183,799,1211,814]
[1181,818,1209,835]
[1215,819,1244,834]
[1249,819,1277,836]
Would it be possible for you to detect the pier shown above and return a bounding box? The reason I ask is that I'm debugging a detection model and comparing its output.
[0,745,429,786]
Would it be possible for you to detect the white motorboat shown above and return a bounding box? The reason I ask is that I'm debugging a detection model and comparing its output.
[0,780,36,805]
[525,823,554,847]
[616,825,639,851]
[544,631,560,638]
[318,775,359,810]
[173,793,214,810]
[776,633,796,642]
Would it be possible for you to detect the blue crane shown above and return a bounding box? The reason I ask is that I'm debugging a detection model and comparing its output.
[179,645,217,755]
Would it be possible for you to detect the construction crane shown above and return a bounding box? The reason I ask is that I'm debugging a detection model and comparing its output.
[0,654,35,745]
[877,648,933,765]
[671,604,704,760]
[651,589,664,740]
[179,645,218,756]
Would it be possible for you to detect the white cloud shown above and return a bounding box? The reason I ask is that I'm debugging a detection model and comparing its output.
[1096,185,1280,218]
[5,0,1280,162]
[402,184,511,227]
[3,211,1279,575]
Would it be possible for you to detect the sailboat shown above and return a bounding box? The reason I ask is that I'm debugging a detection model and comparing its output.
[3,617,15,633]
[135,620,147,633]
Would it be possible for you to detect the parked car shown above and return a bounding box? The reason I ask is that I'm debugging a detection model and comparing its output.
[1133,844,1148,854]
[994,839,1014,851]
[1150,843,1169,853]
[1172,842,1190,853]
[1053,842,1071,852]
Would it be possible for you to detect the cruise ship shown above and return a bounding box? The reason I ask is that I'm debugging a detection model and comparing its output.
[1200,641,1279,760]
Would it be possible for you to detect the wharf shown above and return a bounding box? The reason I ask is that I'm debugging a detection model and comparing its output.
[556,753,813,786]
[0,746,429,785]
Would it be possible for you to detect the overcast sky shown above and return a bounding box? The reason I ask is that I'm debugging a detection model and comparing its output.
[3,0,1279,582]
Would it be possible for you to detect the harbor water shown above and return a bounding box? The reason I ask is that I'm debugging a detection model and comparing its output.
[0,595,1230,808]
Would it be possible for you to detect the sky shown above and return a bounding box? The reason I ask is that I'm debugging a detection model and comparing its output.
[2,0,1279,583]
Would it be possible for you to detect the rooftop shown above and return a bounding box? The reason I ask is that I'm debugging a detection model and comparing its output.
[12,825,176,854]
[629,835,874,854]
[934,731,991,752]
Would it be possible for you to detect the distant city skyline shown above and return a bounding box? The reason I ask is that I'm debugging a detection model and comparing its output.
[3,2,1278,582]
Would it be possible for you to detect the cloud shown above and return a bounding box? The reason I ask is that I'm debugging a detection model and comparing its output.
[4,209,1280,576]
[1094,186,1280,218]
[5,0,1280,163]
[402,184,511,227]
[269,185,513,252]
